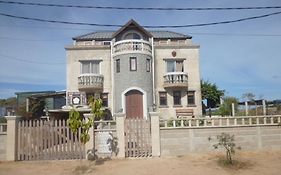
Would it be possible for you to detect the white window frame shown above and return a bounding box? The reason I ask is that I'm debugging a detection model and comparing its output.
[80,60,101,75]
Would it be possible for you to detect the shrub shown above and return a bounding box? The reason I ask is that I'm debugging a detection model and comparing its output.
[209,133,241,164]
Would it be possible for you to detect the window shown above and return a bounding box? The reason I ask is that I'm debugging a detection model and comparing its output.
[173,91,181,105]
[130,57,137,71]
[101,93,108,107]
[187,91,195,105]
[81,61,100,74]
[103,41,111,45]
[116,59,120,73]
[124,32,141,40]
[146,59,151,72]
[166,60,184,73]
[159,92,167,106]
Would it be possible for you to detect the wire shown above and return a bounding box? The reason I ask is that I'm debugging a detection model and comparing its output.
[189,32,281,37]
[0,0,281,11]
[0,53,65,65]
[0,11,281,28]
[0,36,69,41]
[0,24,281,38]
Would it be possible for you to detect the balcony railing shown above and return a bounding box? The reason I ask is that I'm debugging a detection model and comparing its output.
[113,39,152,55]
[78,74,104,91]
[163,72,188,88]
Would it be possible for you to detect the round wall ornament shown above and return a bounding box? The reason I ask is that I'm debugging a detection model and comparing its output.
[172,51,177,57]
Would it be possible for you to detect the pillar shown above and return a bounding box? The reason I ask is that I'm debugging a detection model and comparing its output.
[231,103,235,116]
[115,113,125,158]
[262,100,266,115]
[245,101,248,116]
[5,116,20,161]
[83,114,95,160]
[150,112,160,157]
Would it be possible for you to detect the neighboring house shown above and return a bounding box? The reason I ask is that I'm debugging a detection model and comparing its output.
[65,20,202,119]
[15,91,66,112]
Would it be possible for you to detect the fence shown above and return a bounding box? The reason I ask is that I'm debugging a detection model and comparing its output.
[124,118,152,157]
[0,123,7,160]
[160,115,281,156]
[17,119,85,161]
[3,114,281,161]
[94,120,117,158]
[160,115,281,129]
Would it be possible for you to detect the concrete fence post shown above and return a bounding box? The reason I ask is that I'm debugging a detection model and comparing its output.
[150,112,160,157]
[262,100,266,115]
[231,103,235,116]
[5,116,20,161]
[115,113,125,158]
[245,101,248,116]
[83,114,95,160]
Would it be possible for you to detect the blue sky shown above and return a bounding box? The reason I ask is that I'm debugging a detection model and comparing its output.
[0,0,280,100]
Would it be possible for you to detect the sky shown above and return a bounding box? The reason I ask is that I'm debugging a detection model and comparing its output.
[0,0,280,100]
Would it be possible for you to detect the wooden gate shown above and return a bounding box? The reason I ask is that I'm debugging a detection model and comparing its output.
[124,118,152,157]
[17,119,85,161]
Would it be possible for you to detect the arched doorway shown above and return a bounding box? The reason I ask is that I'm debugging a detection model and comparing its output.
[125,90,143,118]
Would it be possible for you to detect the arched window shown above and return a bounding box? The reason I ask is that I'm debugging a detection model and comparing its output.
[123,32,141,40]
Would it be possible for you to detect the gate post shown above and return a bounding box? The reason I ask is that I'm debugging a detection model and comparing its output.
[84,114,95,160]
[115,113,125,158]
[150,112,160,157]
[5,116,20,161]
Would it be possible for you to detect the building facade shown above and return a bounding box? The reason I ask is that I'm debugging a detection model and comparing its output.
[65,20,202,119]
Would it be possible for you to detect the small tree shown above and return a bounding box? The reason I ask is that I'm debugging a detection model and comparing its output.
[201,80,225,116]
[210,133,241,164]
[67,98,103,145]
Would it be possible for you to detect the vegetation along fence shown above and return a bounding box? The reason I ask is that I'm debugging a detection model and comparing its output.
[17,119,85,161]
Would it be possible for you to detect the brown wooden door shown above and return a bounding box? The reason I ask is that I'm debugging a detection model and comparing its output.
[125,90,143,118]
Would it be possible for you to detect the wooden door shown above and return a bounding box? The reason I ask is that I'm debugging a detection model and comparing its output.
[125,90,143,118]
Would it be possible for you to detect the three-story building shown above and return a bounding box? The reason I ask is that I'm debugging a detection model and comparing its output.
[65,20,202,119]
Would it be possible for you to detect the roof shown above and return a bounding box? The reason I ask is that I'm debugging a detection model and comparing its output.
[112,19,153,38]
[73,30,192,40]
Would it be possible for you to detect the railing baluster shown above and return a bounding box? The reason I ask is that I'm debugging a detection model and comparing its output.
[264,117,267,125]
[173,120,176,127]
[249,117,252,125]
[181,120,184,127]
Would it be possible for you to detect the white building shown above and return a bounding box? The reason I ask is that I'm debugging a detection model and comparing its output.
[65,20,202,119]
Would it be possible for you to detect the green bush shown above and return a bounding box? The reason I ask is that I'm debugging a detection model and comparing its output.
[0,117,7,123]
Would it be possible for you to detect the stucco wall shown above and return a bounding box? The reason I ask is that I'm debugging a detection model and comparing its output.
[160,126,281,156]
[154,45,202,119]
[0,134,6,160]
[65,46,112,107]
[113,53,153,115]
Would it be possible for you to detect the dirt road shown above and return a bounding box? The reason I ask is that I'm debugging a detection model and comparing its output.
[0,151,280,175]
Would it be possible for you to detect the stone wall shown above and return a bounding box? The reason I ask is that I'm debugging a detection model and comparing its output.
[160,126,281,156]
[0,134,6,160]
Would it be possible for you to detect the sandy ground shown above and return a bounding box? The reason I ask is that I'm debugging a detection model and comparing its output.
[0,151,280,175]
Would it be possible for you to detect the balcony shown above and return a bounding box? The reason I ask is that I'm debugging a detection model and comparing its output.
[113,39,152,56]
[78,74,104,91]
[163,72,188,88]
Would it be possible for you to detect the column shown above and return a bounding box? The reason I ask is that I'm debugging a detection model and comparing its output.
[262,100,266,115]
[245,101,248,116]
[115,113,125,158]
[5,116,20,161]
[150,112,160,157]
[83,114,95,160]
[231,103,235,116]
